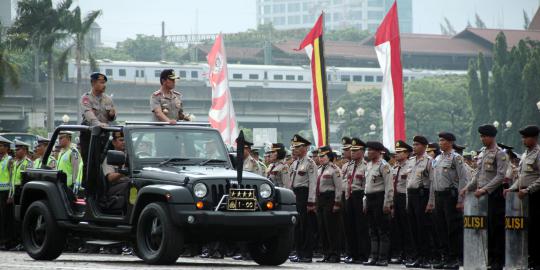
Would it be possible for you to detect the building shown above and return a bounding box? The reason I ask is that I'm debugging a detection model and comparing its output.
[0,0,19,27]
[255,0,412,33]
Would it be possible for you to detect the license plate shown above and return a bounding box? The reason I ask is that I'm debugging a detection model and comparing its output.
[227,188,257,211]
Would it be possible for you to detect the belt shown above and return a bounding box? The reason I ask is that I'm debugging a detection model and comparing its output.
[365,191,384,198]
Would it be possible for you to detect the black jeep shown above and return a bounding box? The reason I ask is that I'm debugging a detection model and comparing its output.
[16,123,297,265]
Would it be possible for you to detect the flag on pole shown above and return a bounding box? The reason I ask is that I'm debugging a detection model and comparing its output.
[374,1,406,152]
[207,34,239,146]
[295,13,329,148]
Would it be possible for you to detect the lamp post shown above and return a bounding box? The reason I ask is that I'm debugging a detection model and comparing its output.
[537,100,540,111]
[336,107,345,137]
[505,121,512,129]
[62,114,70,125]
[356,107,365,117]
[369,124,377,140]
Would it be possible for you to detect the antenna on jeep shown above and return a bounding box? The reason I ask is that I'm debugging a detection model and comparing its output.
[236,130,244,185]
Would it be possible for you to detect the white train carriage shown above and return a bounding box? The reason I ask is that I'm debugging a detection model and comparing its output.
[67,60,465,89]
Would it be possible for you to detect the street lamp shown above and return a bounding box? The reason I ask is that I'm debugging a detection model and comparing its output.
[537,100,540,111]
[370,124,376,131]
[62,114,70,125]
[356,107,365,117]
[493,121,500,128]
[505,121,512,129]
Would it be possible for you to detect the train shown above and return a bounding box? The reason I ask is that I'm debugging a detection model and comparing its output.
[67,60,466,89]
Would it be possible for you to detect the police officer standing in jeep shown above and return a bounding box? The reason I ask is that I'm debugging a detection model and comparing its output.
[80,72,116,127]
[150,69,190,124]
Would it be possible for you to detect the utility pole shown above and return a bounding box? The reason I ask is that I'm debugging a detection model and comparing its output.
[160,21,165,61]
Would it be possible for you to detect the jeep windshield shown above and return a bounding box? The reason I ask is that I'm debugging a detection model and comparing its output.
[129,128,230,169]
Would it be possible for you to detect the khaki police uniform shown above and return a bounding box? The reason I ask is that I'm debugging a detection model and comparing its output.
[316,161,342,262]
[365,158,393,263]
[266,161,290,188]
[243,155,264,176]
[80,91,116,126]
[405,153,435,264]
[465,145,508,267]
[509,144,540,266]
[430,150,468,265]
[150,89,186,122]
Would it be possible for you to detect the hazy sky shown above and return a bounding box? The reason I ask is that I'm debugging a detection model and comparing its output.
[71,0,539,47]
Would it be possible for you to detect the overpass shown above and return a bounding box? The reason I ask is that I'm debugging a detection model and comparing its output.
[0,80,347,143]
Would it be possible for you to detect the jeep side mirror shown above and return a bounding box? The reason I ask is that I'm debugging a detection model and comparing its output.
[107,150,126,166]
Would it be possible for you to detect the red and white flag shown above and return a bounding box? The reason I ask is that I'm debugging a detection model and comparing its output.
[207,34,238,146]
[374,1,406,151]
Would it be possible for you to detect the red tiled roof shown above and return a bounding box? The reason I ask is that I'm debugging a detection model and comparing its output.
[528,8,540,30]
[455,28,540,48]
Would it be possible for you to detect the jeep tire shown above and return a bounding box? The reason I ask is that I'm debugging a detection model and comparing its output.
[249,228,293,266]
[136,202,183,265]
[22,200,66,260]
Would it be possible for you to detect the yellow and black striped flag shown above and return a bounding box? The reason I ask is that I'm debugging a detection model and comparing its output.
[295,13,328,147]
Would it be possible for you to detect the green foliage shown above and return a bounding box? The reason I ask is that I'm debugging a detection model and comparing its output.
[467,59,483,150]
[115,34,186,62]
[93,47,134,61]
[331,76,471,145]
[523,10,531,30]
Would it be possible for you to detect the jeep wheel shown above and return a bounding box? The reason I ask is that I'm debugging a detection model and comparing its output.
[22,200,66,260]
[249,228,293,266]
[136,202,183,265]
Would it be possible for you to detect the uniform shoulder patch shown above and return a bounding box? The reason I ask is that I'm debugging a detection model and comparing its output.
[455,155,463,164]
[81,95,90,105]
[152,90,162,97]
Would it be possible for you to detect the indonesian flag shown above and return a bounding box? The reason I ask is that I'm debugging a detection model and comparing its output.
[295,14,329,148]
[374,1,406,152]
[207,34,239,146]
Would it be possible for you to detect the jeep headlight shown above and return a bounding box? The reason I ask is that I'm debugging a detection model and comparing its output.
[259,183,272,199]
[194,183,207,198]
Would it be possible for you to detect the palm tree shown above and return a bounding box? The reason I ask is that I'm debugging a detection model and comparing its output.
[58,7,101,123]
[10,0,73,131]
[0,25,21,97]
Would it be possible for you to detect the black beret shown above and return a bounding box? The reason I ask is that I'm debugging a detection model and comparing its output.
[341,136,352,147]
[413,135,429,145]
[270,143,285,152]
[350,137,366,150]
[395,140,412,152]
[453,144,466,155]
[90,72,107,82]
[519,125,540,137]
[366,141,385,151]
[478,124,497,137]
[160,69,179,81]
[318,145,332,157]
[438,132,456,142]
[235,138,253,147]
[291,134,311,147]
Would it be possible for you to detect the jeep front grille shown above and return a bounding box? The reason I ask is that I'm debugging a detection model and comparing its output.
[209,183,259,208]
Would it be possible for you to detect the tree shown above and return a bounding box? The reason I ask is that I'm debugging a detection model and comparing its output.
[117,34,164,61]
[0,28,21,97]
[58,7,101,123]
[478,52,491,122]
[467,59,483,150]
[521,48,540,130]
[493,32,508,66]
[10,0,73,131]
[475,13,487,28]
[523,10,531,29]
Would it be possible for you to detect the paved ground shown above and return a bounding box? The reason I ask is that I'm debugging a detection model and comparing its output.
[0,251,425,270]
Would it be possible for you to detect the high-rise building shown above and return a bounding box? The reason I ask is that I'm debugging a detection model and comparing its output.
[256,0,412,33]
[0,0,19,27]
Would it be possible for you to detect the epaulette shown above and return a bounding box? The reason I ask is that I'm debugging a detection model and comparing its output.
[152,90,162,97]
[172,90,181,95]
[408,156,415,160]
